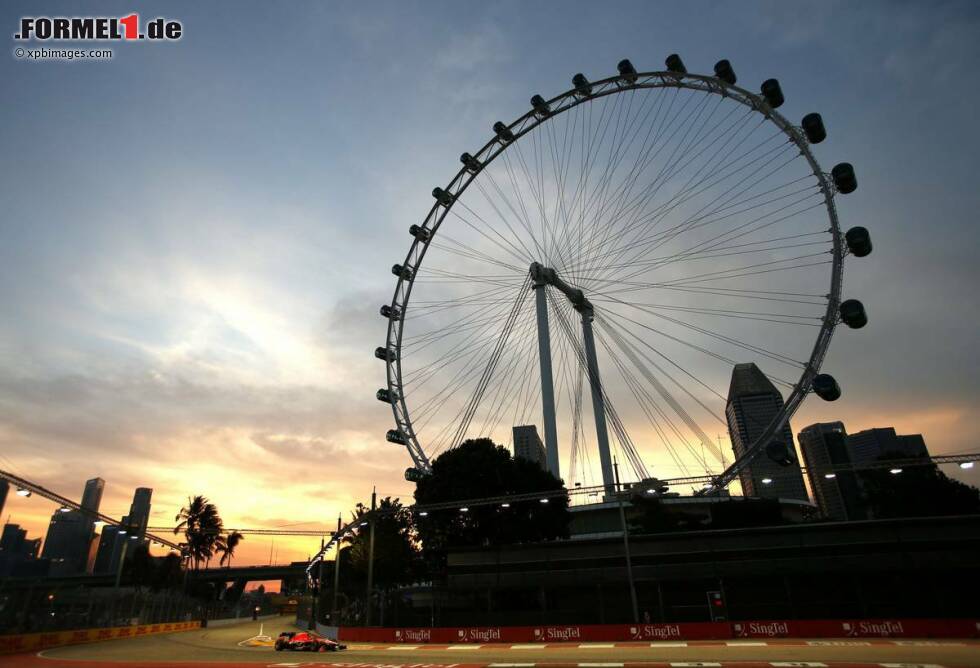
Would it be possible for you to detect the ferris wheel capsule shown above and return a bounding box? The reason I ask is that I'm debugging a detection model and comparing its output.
[432,187,454,206]
[812,374,841,401]
[761,79,785,108]
[665,53,687,74]
[377,388,398,403]
[845,226,873,257]
[375,346,395,361]
[386,429,408,445]
[801,113,827,144]
[572,73,592,97]
[713,59,737,85]
[530,94,551,117]
[392,264,413,280]
[409,224,430,241]
[617,59,638,84]
[460,152,482,173]
[379,304,400,320]
[839,299,868,329]
[831,163,858,194]
[493,121,515,143]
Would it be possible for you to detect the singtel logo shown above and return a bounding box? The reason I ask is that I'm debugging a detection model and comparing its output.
[459,627,501,642]
[856,620,904,636]
[398,629,432,642]
[536,626,582,641]
[631,624,681,639]
[746,621,789,637]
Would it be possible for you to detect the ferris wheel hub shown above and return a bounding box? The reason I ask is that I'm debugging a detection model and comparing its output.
[529,262,593,314]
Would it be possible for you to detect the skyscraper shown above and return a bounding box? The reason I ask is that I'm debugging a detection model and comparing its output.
[127,487,152,538]
[725,363,809,502]
[81,477,105,514]
[513,425,547,470]
[847,427,930,464]
[798,422,868,521]
[41,477,105,575]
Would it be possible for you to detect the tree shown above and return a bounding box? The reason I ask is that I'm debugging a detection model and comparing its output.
[218,531,244,568]
[346,497,421,591]
[414,438,570,572]
[860,456,980,519]
[174,495,226,570]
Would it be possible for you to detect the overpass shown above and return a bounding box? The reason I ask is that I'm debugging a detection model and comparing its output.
[0,562,307,590]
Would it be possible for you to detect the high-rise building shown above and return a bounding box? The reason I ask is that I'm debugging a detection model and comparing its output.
[41,477,104,575]
[847,428,930,464]
[0,523,45,576]
[725,363,809,502]
[93,487,153,575]
[798,422,868,521]
[81,477,105,514]
[128,487,152,538]
[93,524,121,574]
[513,425,547,470]
[0,480,8,519]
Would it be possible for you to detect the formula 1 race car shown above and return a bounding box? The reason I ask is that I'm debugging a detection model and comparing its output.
[274,630,347,652]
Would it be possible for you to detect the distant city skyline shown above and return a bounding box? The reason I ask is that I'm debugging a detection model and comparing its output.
[1,1,978,566]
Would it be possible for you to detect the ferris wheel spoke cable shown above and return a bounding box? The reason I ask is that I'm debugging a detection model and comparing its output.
[597,316,726,464]
[449,277,532,449]
[573,122,786,278]
[571,96,763,278]
[547,290,647,481]
[588,146,801,287]
[572,91,723,282]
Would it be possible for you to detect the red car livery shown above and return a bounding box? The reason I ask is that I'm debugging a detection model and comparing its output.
[274,631,347,652]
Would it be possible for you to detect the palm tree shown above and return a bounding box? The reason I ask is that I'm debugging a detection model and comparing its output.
[218,531,244,568]
[174,495,224,570]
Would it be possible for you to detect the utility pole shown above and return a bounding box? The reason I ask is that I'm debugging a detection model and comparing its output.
[332,514,341,621]
[365,488,377,626]
[614,458,640,623]
[309,537,323,630]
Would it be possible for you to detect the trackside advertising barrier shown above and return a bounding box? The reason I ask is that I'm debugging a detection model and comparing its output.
[0,621,201,655]
[337,618,980,643]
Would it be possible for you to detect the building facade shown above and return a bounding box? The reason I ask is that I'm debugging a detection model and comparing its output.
[725,363,808,502]
[847,427,930,464]
[513,425,547,470]
[798,422,868,521]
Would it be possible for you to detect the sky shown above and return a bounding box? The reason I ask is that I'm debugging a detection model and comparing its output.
[1,0,978,568]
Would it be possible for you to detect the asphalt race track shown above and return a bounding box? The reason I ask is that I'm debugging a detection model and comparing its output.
[3,619,979,668]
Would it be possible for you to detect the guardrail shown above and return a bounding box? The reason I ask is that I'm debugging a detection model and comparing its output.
[0,621,201,655]
[336,618,980,643]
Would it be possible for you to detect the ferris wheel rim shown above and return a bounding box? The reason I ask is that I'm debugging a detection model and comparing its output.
[382,68,845,479]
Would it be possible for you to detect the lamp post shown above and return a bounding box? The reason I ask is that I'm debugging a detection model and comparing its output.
[332,514,341,621]
[613,458,640,623]
[365,488,377,626]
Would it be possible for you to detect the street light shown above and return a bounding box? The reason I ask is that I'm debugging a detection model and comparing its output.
[761,477,773,485]
[459,507,469,513]
[16,488,30,497]
[889,468,903,475]
[539,498,549,504]
[500,503,510,508]
[418,511,429,517]
[824,473,837,479]
[58,506,71,513]
[961,462,975,470]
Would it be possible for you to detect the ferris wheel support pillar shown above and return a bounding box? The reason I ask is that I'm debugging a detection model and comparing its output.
[533,281,561,479]
[581,309,615,495]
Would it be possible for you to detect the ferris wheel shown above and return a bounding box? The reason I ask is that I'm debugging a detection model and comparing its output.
[376,56,872,493]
